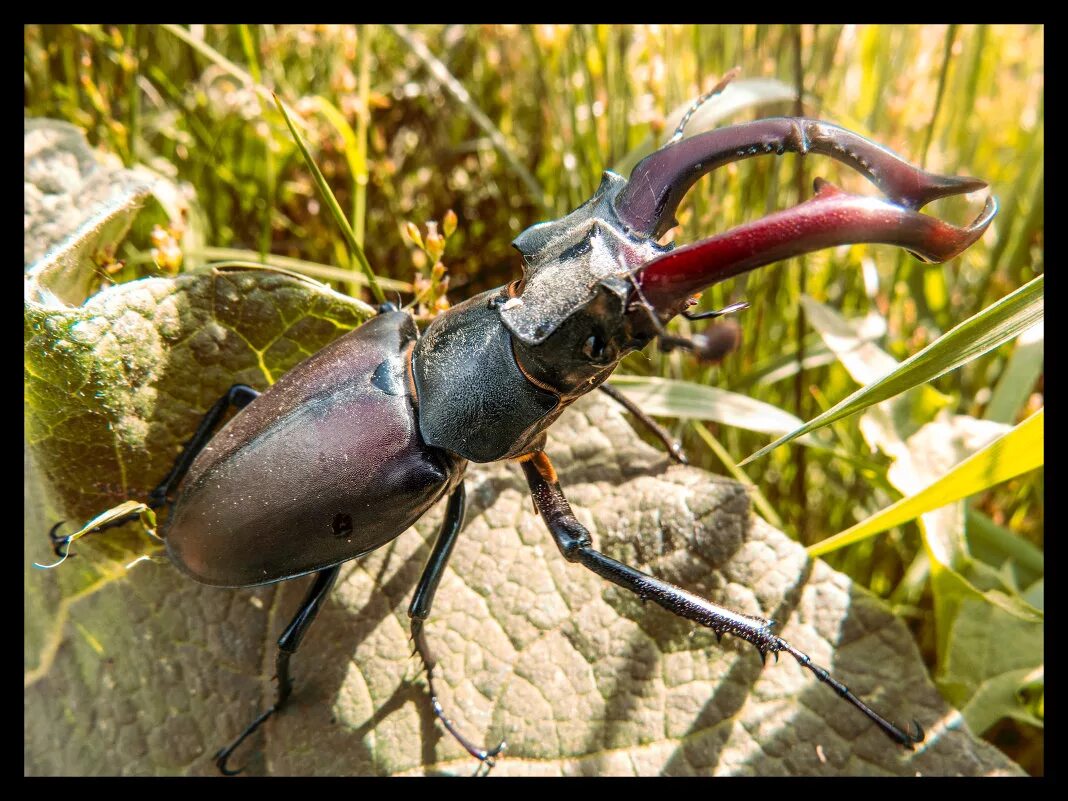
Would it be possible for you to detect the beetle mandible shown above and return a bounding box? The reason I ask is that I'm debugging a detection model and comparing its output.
[46,97,995,774]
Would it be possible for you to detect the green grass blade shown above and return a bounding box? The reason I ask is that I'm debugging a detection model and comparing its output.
[808,407,1042,557]
[354,25,372,249]
[196,247,411,293]
[691,421,783,529]
[238,25,275,262]
[388,24,545,209]
[607,374,803,436]
[160,24,303,126]
[985,321,1044,424]
[740,274,1044,465]
[271,92,386,305]
[305,94,366,295]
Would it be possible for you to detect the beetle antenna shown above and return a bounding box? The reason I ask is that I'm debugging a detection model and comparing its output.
[625,271,744,364]
[668,67,741,145]
[681,300,750,320]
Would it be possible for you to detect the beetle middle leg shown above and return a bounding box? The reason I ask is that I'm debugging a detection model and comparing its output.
[408,483,506,771]
[518,450,923,750]
[598,383,688,465]
[215,564,341,775]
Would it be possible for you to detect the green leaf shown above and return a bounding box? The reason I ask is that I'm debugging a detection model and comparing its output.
[741,275,1045,465]
[938,586,1043,724]
[807,408,1042,556]
[965,507,1044,587]
[960,667,1043,736]
[24,119,190,296]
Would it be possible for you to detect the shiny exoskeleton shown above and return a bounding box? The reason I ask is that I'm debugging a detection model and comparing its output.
[52,111,996,775]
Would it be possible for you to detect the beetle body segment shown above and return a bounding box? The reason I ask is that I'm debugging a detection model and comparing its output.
[413,289,560,462]
[164,311,465,587]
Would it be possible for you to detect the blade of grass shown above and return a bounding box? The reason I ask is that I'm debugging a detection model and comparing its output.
[238,24,275,262]
[919,24,958,169]
[740,274,1044,465]
[808,408,1042,557]
[691,421,782,529]
[160,24,303,126]
[354,25,372,249]
[125,25,140,166]
[984,321,1043,424]
[272,92,386,305]
[304,94,364,295]
[607,374,804,437]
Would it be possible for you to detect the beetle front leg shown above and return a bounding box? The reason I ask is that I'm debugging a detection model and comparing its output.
[518,450,924,750]
[408,483,506,772]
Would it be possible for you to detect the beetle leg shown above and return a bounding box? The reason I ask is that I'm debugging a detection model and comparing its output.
[519,450,925,750]
[47,521,74,559]
[408,483,507,769]
[681,300,750,321]
[215,565,341,776]
[41,385,261,560]
[149,384,260,508]
[598,383,688,464]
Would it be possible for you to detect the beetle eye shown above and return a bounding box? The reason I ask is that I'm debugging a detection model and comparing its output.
[582,334,607,361]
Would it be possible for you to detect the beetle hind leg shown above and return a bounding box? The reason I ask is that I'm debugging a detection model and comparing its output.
[409,484,506,771]
[215,565,341,775]
[41,384,262,562]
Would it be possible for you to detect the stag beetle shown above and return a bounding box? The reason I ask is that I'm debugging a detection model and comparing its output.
[46,100,995,774]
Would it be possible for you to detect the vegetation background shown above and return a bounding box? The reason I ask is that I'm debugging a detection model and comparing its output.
[25,24,1043,773]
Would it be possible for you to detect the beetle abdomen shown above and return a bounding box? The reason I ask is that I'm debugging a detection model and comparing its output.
[165,312,465,587]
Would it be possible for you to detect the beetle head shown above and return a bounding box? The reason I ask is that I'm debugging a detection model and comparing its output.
[501,117,996,399]
[501,171,666,395]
